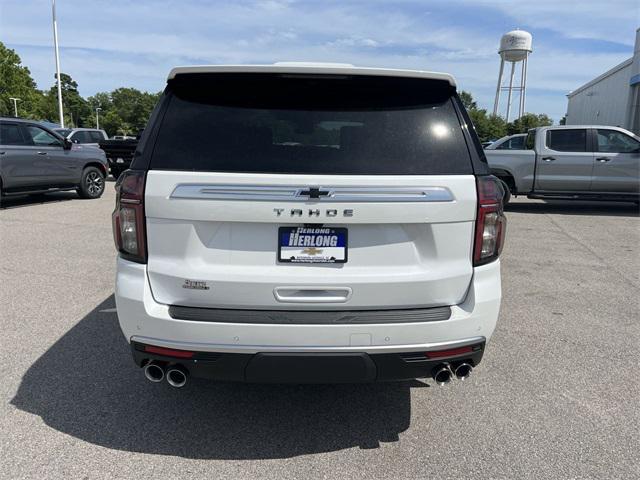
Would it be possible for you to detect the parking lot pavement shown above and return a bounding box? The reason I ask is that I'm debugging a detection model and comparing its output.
[1,189,639,480]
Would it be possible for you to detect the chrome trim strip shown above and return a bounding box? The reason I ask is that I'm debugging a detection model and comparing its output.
[170,184,455,202]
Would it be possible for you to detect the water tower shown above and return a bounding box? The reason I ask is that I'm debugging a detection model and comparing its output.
[493,29,533,121]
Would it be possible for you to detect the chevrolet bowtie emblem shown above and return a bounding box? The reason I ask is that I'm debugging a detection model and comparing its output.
[302,247,323,256]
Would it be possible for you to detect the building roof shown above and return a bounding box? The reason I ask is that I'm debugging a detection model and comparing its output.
[167,63,457,87]
[567,58,633,98]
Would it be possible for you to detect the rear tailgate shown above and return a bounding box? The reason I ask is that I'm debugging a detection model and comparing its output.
[145,172,476,309]
[143,71,479,310]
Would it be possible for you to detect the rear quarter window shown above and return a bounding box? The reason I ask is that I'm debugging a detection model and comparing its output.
[149,73,474,175]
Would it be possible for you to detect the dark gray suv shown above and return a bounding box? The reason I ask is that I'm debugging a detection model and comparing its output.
[0,118,109,200]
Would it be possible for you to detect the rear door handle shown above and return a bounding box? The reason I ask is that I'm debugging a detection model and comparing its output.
[0,151,5,155]
[37,151,48,156]
[542,156,555,162]
[596,157,611,163]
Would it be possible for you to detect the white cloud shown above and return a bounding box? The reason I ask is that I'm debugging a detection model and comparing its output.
[452,0,638,46]
[1,0,635,122]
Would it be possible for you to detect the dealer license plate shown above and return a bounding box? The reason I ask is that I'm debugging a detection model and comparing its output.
[278,227,348,263]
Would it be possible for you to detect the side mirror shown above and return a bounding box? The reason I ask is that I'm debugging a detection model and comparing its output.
[63,138,73,150]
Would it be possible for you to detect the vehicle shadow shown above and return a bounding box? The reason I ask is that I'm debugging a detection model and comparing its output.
[505,200,639,218]
[0,192,79,210]
[11,295,413,459]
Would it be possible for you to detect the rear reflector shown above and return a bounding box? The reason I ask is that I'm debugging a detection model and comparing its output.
[425,346,473,359]
[144,345,195,358]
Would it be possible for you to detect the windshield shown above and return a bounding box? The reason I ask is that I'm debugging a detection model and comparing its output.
[151,73,472,175]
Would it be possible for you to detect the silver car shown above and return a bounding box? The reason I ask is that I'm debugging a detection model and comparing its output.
[55,127,109,148]
[0,118,109,199]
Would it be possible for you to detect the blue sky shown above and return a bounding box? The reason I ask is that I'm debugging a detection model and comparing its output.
[1,0,637,122]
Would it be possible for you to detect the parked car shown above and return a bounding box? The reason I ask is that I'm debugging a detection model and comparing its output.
[99,137,138,178]
[113,63,505,388]
[54,127,108,148]
[485,133,527,150]
[486,125,640,204]
[0,118,108,199]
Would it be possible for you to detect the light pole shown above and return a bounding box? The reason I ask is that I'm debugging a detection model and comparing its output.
[52,0,64,127]
[95,107,102,129]
[8,97,21,117]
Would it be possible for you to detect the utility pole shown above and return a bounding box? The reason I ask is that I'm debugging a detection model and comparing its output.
[8,97,21,117]
[52,0,64,127]
[95,107,102,129]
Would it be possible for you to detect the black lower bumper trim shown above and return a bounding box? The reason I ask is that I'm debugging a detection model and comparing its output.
[168,305,452,324]
[131,341,485,383]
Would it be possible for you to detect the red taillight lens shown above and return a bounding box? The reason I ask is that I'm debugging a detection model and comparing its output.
[473,175,506,266]
[112,170,147,263]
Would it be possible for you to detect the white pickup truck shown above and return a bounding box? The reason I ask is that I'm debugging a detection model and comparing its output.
[485,125,640,204]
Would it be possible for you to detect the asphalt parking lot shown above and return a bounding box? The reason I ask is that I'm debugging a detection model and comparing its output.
[1,184,639,479]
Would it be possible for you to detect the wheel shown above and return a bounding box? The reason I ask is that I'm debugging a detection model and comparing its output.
[498,179,511,205]
[77,167,105,199]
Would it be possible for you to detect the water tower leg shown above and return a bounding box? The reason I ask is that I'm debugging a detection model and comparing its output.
[493,58,505,116]
[521,55,528,119]
[506,61,516,122]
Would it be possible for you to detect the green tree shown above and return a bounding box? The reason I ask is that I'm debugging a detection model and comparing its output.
[460,91,554,141]
[84,88,160,136]
[0,42,43,118]
[507,113,553,135]
[459,90,477,111]
[460,91,508,142]
[469,110,508,142]
[44,73,90,127]
[83,92,112,128]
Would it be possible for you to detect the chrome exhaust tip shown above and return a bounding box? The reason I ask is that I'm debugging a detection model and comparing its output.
[144,362,165,383]
[166,365,188,388]
[432,364,453,386]
[454,363,473,381]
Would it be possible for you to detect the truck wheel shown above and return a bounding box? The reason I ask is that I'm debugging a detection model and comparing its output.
[498,179,511,205]
[77,167,105,199]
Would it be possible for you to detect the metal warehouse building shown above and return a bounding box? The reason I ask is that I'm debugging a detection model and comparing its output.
[566,28,639,135]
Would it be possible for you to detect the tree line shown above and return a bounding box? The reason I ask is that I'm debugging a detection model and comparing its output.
[459,91,553,142]
[2,41,554,140]
[0,42,159,137]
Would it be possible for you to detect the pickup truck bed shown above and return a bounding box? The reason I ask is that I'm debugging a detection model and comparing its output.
[99,139,138,178]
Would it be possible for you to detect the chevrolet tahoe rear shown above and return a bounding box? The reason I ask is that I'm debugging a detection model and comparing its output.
[112,64,505,387]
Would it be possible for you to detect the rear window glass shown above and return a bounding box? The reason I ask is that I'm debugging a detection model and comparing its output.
[546,129,587,152]
[0,123,27,145]
[150,73,472,175]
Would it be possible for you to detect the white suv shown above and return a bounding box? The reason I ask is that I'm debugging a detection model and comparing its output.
[113,64,505,388]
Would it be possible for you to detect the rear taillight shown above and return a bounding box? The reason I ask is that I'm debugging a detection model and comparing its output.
[473,175,506,266]
[112,170,147,263]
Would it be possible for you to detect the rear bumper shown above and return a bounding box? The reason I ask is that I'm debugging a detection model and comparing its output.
[115,256,501,380]
[131,339,485,383]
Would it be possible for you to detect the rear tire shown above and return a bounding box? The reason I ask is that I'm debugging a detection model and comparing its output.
[77,167,105,199]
